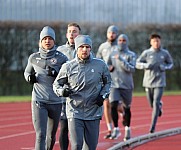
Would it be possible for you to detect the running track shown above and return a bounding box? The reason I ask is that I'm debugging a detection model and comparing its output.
[0,95,180,150]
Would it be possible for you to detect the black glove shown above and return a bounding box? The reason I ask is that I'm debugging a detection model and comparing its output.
[95,94,104,107]
[28,73,37,84]
[47,66,58,77]
[159,64,166,71]
[62,88,72,97]
[60,102,67,119]
[144,63,153,69]
[109,66,115,72]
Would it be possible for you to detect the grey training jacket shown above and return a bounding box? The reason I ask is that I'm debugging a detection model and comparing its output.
[96,40,117,63]
[24,47,68,104]
[57,42,76,60]
[136,47,173,88]
[53,55,112,120]
[108,47,136,89]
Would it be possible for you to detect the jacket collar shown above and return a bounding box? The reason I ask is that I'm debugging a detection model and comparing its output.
[75,53,93,64]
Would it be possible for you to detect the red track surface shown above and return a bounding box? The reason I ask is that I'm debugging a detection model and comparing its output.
[0,95,181,150]
[133,134,181,150]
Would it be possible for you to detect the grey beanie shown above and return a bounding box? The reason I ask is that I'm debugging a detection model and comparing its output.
[75,35,92,50]
[107,25,119,35]
[40,26,55,41]
[118,34,129,44]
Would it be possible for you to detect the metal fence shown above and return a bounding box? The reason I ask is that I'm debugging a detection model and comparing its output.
[1,0,181,95]
[1,0,181,27]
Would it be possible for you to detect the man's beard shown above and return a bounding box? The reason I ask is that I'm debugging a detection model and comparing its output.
[107,38,116,43]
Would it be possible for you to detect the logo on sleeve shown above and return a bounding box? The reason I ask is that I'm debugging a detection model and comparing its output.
[50,58,57,64]
[91,69,94,72]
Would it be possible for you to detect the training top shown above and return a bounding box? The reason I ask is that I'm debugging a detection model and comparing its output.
[57,42,76,60]
[24,46,68,104]
[96,40,117,64]
[53,55,112,120]
[108,46,136,89]
[136,47,173,88]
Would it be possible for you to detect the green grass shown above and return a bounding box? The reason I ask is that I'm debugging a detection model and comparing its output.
[0,90,180,103]
[133,90,181,96]
[0,95,31,103]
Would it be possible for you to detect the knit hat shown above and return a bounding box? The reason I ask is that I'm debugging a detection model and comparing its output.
[40,26,55,41]
[107,25,119,35]
[74,35,92,50]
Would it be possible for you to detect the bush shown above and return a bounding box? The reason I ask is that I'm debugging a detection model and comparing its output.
[0,21,180,95]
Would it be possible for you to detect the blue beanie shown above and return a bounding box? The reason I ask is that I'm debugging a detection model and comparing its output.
[40,26,55,41]
[107,25,119,35]
[75,35,92,50]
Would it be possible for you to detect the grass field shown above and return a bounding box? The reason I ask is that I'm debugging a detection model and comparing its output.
[133,90,181,96]
[0,91,180,103]
[0,96,31,102]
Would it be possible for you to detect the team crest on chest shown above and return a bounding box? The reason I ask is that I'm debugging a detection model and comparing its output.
[50,58,57,64]
[36,57,41,63]
[149,55,153,59]
[102,49,108,53]
[160,55,164,59]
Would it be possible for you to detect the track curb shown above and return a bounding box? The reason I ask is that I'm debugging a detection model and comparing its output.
[108,127,181,150]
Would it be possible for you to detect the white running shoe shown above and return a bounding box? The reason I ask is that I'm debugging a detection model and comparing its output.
[124,126,131,141]
[109,128,121,140]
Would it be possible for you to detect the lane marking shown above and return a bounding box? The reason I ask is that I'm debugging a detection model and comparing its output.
[0,122,32,128]
[100,119,181,134]
[0,116,31,121]
[20,141,59,150]
[21,147,34,150]
[0,131,35,140]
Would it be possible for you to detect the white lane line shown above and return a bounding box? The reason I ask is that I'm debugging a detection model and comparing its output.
[0,116,31,121]
[100,115,181,125]
[99,120,181,134]
[0,112,31,117]
[0,122,32,128]
[131,120,181,130]
[0,131,35,140]
[20,141,59,150]
[21,147,34,150]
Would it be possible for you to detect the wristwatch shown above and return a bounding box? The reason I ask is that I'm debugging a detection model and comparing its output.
[102,93,109,99]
